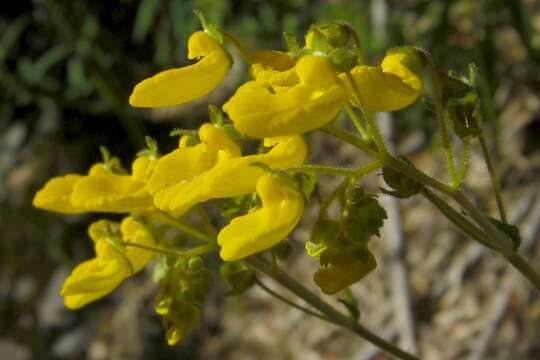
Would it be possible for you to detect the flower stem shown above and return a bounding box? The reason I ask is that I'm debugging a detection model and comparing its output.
[122,242,217,258]
[478,133,507,223]
[424,55,458,185]
[345,103,370,141]
[455,139,470,188]
[344,72,389,156]
[154,210,214,243]
[246,256,419,360]
[254,278,331,322]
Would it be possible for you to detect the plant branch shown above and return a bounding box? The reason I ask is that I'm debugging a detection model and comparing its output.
[246,256,420,360]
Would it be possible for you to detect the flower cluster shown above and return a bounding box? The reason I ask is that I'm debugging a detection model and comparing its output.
[34,15,424,345]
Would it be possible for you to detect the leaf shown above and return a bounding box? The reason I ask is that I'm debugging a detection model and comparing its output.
[489,217,521,250]
[0,15,30,63]
[306,219,340,257]
[294,171,317,200]
[344,186,387,244]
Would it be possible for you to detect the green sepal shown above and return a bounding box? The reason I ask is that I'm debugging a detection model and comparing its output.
[329,48,358,72]
[137,136,159,160]
[381,157,423,198]
[310,21,351,49]
[220,261,255,295]
[445,91,483,140]
[293,170,317,200]
[193,9,223,44]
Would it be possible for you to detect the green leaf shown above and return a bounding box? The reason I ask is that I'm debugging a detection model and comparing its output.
[306,219,340,257]
[344,186,387,244]
[294,171,317,200]
[489,217,521,250]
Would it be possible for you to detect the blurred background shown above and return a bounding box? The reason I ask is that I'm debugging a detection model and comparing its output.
[1,0,540,359]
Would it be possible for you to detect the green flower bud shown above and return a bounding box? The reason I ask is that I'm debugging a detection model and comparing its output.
[220,261,255,295]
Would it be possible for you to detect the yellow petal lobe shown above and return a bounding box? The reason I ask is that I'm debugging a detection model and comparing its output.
[217,175,304,261]
[129,31,230,108]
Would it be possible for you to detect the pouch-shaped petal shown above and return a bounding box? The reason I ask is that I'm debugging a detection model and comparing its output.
[129,31,231,108]
[147,124,241,210]
[33,175,85,214]
[313,251,376,295]
[71,174,152,213]
[343,52,422,112]
[162,136,307,214]
[61,217,155,309]
[249,50,298,88]
[217,175,304,261]
[224,55,346,138]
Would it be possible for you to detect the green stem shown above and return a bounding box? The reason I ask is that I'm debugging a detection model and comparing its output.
[344,72,388,156]
[455,139,470,187]
[154,211,214,243]
[320,125,380,158]
[323,127,540,292]
[289,161,382,177]
[122,242,217,258]
[478,133,507,223]
[195,205,218,237]
[254,278,331,322]
[421,188,497,250]
[246,256,419,360]
[424,56,457,185]
[345,103,370,141]
[248,257,418,360]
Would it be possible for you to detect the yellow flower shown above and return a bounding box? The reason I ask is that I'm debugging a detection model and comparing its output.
[33,156,156,214]
[70,156,155,213]
[217,175,304,261]
[249,50,298,88]
[342,50,423,112]
[129,31,231,108]
[149,128,307,214]
[60,217,155,309]
[313,251,377,295]
[146,123,242,206]
[224,55,347,138]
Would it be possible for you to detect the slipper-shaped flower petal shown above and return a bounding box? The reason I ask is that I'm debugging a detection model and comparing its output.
[129,31,231,108]
[70,156,156,213]
[32,163,111,214]
[217,175,304,261]
[33,175,85,214]
[61,217,155,309]
[155,135,307,214]
[342,51,422,112]
[249,50,298,88]
[224,55,347,138]
[147,123,241,210]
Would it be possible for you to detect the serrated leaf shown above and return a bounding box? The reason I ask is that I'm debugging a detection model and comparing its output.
[344,186,387,244]
[306,219,340,257]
